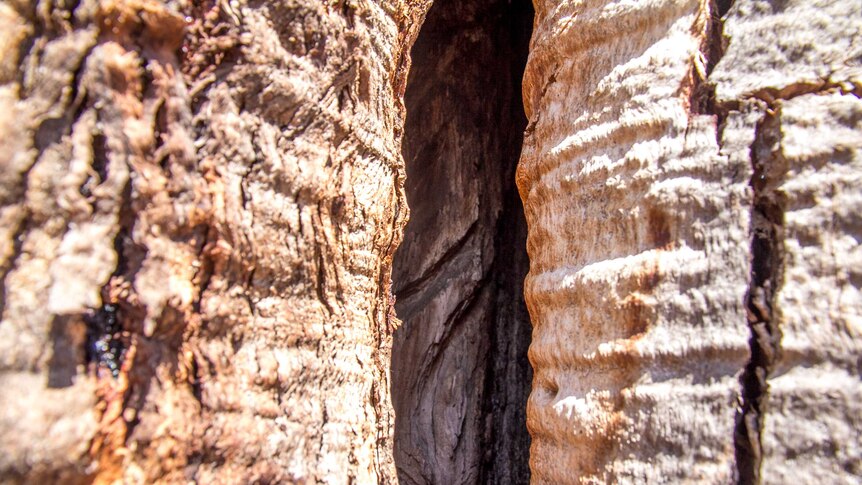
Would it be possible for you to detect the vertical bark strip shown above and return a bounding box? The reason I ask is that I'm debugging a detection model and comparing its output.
[521,0,860,482]
[391,0,533,482]
[519,1,752,482]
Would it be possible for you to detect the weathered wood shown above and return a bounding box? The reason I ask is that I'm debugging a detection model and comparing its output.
[390,0,532,482]
[713,2,862,482]
[1,0,859,483]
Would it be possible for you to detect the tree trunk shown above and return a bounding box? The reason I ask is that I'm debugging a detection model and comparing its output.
[714,2,862,483]
[0,0,430,482]
[1,0,860,483]
[519,0,861,483]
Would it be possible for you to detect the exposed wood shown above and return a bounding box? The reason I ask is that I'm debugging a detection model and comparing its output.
[0,0,859,483]
[391,0,532,482]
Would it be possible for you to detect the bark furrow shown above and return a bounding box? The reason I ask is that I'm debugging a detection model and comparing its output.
[735,108,785,485]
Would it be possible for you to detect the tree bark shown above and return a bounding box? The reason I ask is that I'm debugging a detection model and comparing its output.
[713,2,862,482]
[1,0,860,483]
[0,0,430,482]
[519,0,861,483]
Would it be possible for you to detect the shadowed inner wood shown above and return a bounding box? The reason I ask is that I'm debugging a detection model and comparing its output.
[390,0,534,482]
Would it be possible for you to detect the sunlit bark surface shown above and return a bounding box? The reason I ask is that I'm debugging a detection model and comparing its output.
[0,0,429,482]
[518,0,861,482]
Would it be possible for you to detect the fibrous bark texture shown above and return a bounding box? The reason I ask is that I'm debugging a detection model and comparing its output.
[519,0,751,481]
[519,0,861,483]
[0,0,430,482]
[390,0,533,482]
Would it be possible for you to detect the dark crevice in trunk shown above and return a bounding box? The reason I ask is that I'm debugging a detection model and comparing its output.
[390,0,533,483]
[478,158,532,485]
[692,2,787,482]
[716,0,733,17]
[691,0,733,119]
[735,109,785,485]
[86,174,139,380]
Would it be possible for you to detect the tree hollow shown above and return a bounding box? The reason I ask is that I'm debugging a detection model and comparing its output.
[391,0,534,483]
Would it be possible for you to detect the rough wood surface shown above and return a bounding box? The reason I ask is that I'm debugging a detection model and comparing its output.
[0,0,430,482]
[519,0,861,483]
[1,0,860,483]
[390,0,532,482]
[756,93,862,485]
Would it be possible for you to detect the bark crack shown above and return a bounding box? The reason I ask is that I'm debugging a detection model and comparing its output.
[690,0,731,116]
[689,2,792,481]
[735,107,786,485]
[726,72,846,485]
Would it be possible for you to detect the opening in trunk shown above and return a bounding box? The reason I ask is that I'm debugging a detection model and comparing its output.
[390,0,534,483]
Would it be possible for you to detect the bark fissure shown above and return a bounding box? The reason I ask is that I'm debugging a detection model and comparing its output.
[746,80,862,106]
[690,0,734,120]
[687,4,789,481]
[391,0,533,482]
[730,81,852,483]
[735,109,785,485]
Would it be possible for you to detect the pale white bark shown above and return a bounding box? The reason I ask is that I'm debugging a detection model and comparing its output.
[520,0,861,483]
[713,2,862,482]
